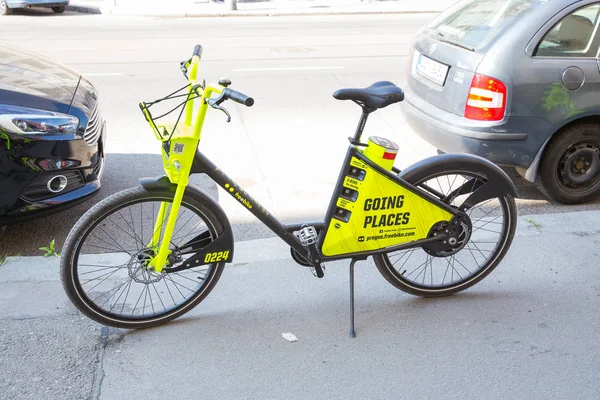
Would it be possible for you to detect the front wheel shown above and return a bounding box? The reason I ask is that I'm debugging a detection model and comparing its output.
[0,0,12,15]
[61,186,227,329]
[52,5,66,13]
[374,169,517,297]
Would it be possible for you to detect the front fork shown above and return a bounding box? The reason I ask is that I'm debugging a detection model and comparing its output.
[148,183,186,273]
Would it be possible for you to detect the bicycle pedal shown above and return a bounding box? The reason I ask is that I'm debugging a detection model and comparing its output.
[293,225,318,246]
[310,264,325,278]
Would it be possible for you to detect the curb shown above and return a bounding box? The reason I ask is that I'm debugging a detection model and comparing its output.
[66,4,442,17]
[67,4,103,14]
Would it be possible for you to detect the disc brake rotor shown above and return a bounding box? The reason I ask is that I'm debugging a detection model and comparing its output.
[128,248,166,284]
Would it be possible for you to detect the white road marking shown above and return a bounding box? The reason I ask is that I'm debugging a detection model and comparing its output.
[83,73,124,76]
[233,66,345,72]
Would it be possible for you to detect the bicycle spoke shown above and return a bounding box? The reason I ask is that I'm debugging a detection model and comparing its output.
[471,205,501,223]
[453,256,471,275]
[410,257,430,282]
[132,285,146,316]
[428,255,433,286]
[110,278,133,313]
[470,241,489,261]
[467,245,482,267]
[170,270,207,284]
[390,248,415,265]
[164,274,187,298]
[472,225,502,235]
[87,233,131,253]
[147,282,156,315]
[467,198,495,217]
[150,281,167,312]
[162,277,178,305]
[82,268,122,293]
[100,279,132,308]
[128,207,141,251]
[442,257,451,284]
[92,278,131,304]
[97,225,132,255]
[114,210,144,248]
[79,265,128,275]
[140,203,144,248]
[466,246,494,253]
[450,256,463,280]
[394,248,417,272]
[142,284,149,315]
[171,220,208,245]
[170,209,195,244]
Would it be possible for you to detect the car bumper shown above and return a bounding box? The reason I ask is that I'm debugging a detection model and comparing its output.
[0,121,105,225]
[0,180,100,225]
[6,0,68,8]
[400,85,554,170]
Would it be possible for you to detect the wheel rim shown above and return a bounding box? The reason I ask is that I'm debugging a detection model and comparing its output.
[71,196,218,322]
[381,171,511,292]
[558,141,600,192]
[0,1,6,13]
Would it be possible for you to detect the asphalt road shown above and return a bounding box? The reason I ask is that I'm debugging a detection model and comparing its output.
[1,12,600,256]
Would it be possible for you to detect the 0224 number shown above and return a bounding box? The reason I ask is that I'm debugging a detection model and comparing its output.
[204,250,230,263]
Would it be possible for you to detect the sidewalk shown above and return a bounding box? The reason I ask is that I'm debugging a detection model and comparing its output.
[2,209,600,399]
[67,0,451,17]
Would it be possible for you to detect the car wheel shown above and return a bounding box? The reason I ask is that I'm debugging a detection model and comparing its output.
[0,0,12,15]
[52,5,66,13]
[538,123,600,204]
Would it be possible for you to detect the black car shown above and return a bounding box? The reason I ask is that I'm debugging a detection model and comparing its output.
[0,43,105,225]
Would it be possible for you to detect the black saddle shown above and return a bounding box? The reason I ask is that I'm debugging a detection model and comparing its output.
[333,81,404,110]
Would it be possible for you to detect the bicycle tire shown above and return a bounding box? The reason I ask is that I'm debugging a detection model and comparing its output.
[373,169,517,297]
[60,186,226,329]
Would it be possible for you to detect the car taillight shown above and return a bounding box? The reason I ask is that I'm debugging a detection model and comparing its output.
[464,74,507,121]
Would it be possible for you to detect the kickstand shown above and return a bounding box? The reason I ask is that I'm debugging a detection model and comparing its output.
[349,259,358,338]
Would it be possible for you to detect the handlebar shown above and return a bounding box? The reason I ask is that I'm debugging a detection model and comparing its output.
[192,44,202,58]
[223,88,254,107]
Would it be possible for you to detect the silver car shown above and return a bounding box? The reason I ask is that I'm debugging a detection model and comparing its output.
[402,0,600,204]
[1,0,69,15]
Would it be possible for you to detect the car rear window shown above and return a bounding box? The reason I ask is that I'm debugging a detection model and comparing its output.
[424,0,548,51]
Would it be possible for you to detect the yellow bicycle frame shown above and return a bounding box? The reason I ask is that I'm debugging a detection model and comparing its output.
[140,54,224,273]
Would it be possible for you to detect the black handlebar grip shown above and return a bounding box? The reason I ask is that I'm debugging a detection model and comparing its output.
[224,88,254,107]
[192,45,203,58]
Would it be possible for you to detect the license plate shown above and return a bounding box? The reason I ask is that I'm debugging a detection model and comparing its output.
[416,54,449,86]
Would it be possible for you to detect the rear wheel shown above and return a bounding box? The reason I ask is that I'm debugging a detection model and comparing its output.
[52,5,66,13]
[61,186,226,329]
[0,0,12,15]
[538,123,600,204]
[374,170,517,297]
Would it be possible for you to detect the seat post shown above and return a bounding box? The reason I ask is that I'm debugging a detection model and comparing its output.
[351,108,372,144]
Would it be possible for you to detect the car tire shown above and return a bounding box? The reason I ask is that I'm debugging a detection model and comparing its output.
[0,0,12,15]
[52,5,66,13]
[538,123,600,204]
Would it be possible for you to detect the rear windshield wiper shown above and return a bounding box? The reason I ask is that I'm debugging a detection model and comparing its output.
[436,32,475,52]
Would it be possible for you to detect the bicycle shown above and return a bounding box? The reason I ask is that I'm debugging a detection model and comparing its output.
[60,45,518,337]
